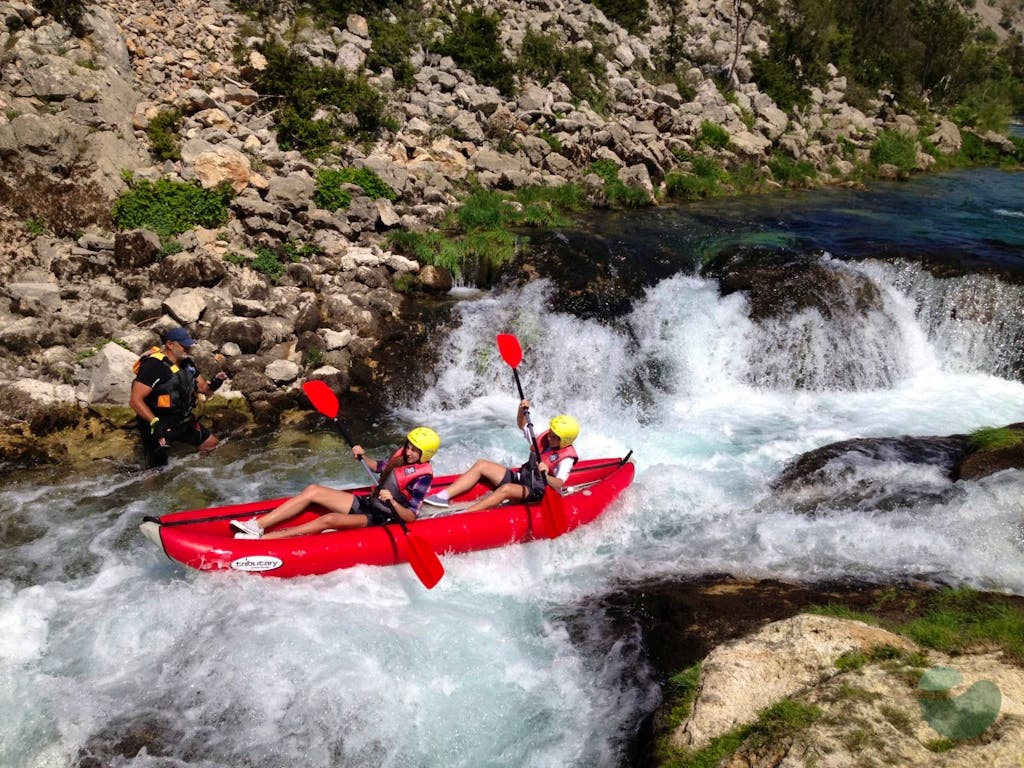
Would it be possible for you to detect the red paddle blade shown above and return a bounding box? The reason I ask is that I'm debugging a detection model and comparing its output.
[405,532,444,589]
[541,485,568,537]
[302,380,339,419]
[496,333,523,368]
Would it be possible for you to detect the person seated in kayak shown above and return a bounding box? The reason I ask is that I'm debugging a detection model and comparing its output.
[129,326,227,469]
[423,402,579,513]
[230,427,441,540]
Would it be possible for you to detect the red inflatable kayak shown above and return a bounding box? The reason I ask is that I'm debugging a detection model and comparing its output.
[140,456,634,578]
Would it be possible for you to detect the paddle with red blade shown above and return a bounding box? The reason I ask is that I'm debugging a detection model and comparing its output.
[302,380,444,589]
[495,334,569,537]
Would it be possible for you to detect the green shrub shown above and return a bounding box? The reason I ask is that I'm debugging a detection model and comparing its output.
[696,120,730,150]
[518,27,607,108]
[146,109,183,162]
[283,240,321,261]
[591,0,649,34]
[25,218,48,236]
[113,177,233,240]
[959,131,1003,165]
[435,8,515,96]
[749,49,809,113]
[313,167,397,210]
[767,154,818,185]
[388,228,517,279]
[388,183,583,279]
[34,0,87,35]
[666,156,724,200]
[585,159,652,207]
[250,40,392,154]
[869,130,918,172]
[366,16,416,87]
[251,244,286,282]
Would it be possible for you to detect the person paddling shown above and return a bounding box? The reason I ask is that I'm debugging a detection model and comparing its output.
[423,402,579,513]
[230,427,441,540]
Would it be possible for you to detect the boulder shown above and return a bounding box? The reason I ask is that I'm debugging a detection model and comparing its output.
[672,614,916,750]
[83,342,140,404]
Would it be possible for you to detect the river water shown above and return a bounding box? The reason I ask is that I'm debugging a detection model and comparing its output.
[3,168,1024,767]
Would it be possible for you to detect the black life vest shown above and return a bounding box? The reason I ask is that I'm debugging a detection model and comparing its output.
[135,349,198,421]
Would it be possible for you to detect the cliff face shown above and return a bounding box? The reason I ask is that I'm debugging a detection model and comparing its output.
[0,0,1006,463]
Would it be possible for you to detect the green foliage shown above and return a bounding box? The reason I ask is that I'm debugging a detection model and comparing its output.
[752,0,1024,120]
[146,109,182,162]
[825,587,1024,665]
[25,218,48,236]
[869,130,919,172]
[457,187,578,232]
[313,167,397,210]
[303,347,323,367]
[959,131,1003,164]
[898,588,1024,663]
[695,120,730,150]
[75,337,131,362]
[250,39,391,154]
[225,239,318,282]
[665,165,718,201]
[251,244,286,282]
[283,240,321,261]
[387,184,583,279]
[767,154,818,185]
[366,15,416,87]
[591,0,649,34]
[388,228,517,278]
[658,699,821,768]
[34,0,87,36]
[160,239,184,258]
[538,131,562,152]
[518,27,607,108]
[113,177,233,240]
[664,663,702,729]
[586,159,652,207]
[435,8,514,96]
[968,426,1024,452]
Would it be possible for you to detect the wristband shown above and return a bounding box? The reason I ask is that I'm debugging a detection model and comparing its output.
[149,417,160,426]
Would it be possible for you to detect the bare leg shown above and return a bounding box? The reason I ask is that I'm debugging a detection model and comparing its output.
[462,482,531,513]
[442,459,509,499]
[261,510,369,540]
[198,434,219,454]
[255,484,356,532]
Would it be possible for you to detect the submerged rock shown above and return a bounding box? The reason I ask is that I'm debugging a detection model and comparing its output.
[771,423,1024,515]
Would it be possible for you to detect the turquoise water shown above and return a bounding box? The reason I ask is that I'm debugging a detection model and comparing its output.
[2,168,1024,767]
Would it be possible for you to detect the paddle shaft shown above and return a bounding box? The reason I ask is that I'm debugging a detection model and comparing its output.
[510,366,545,463]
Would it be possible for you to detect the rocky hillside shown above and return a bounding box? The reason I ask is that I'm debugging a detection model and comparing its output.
[0,0,1019,468]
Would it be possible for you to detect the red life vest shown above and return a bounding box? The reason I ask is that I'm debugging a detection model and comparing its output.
[534,430,579,472]
[379,446,433,507]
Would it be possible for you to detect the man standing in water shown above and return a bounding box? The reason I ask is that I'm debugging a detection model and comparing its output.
[129,327,226,469]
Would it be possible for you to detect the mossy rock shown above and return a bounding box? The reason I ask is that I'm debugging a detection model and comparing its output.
[91,404,139,429]
[958,424,1024,480]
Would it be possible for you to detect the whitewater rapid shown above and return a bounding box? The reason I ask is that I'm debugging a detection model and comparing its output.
[4,220,1024,766]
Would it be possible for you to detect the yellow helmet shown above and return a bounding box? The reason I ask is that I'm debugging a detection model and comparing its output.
[548,415,580,447]
[406,427,440,461]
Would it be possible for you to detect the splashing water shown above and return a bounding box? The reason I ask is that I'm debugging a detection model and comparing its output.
[4,171,1024,767]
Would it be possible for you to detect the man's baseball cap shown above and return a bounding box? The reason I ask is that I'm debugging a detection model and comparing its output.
[165,327,195,347]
